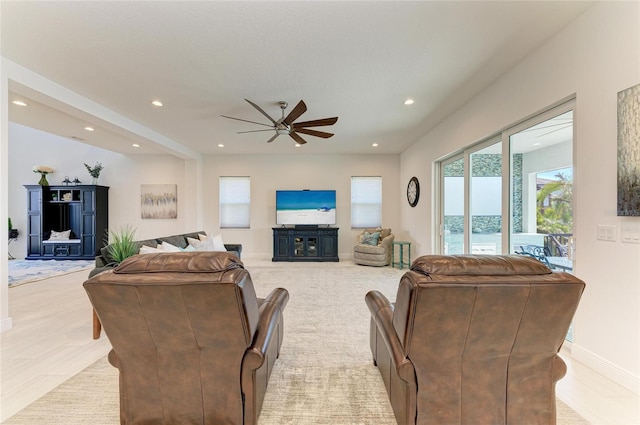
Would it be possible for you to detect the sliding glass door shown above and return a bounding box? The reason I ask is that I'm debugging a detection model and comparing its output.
[470,141,502,254]
[439,137,502,254]
[438,102,574,262]
[507,108,574,271]
[437,101,575,340]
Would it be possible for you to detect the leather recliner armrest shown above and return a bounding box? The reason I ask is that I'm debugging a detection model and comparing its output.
[242,287,289,370]
[365,290,415,382]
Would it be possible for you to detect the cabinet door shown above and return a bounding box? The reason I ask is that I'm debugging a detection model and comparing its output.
[68,244,82,256]
[306,237,318,256]
[81,189,97,256]
[320,234,337,257]
[27,187,43,256]
[275,235,289,257]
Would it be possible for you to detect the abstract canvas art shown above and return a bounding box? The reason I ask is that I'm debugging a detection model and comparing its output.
[141,184,177,219]
[617,83,640,216]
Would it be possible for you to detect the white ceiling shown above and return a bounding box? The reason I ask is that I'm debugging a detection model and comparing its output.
[1,1,592,157]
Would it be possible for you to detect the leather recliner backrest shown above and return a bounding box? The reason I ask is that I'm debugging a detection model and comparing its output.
[85,252,259,424]
[392,255,585,424]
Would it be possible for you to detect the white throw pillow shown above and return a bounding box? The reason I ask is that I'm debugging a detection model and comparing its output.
[160,241,182,252]
[181,244,196,252]
[187,237,208,251]
[198,233,208,241]
[210,234,227,251]
[187,235,227,252]
[49,229,71,240]
[139,245,163,254]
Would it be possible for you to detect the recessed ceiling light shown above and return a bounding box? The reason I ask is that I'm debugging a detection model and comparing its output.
[372,143,378,147]
[295,144,301,148]
[151,100,163,107]
[132,143,140,148]
[218,144,224,148]
[404,99,414,106]
[533,142,541,146]
[12,100,27,106]
[84,126,94,132]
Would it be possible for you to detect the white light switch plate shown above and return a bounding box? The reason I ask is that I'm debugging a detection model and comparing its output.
[597,225,616,242]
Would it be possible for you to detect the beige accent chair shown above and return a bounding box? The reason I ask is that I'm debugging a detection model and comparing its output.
[353,228,395,266]
[366,254,585,425]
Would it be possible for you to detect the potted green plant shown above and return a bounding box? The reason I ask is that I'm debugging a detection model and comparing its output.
[84,162,104,185]
[8,217,18,239]
[106,225,138,264]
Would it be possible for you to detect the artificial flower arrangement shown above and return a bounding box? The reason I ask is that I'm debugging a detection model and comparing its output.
[33,165,54,186]
[84,162,104,181]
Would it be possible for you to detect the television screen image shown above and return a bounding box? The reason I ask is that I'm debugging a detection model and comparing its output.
[276,190,336,225]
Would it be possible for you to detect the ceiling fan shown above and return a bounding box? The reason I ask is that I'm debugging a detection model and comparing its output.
[221,99,338,145]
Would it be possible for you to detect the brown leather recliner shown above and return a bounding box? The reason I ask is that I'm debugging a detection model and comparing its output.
[84,251,289,425]
[366,254,585,425]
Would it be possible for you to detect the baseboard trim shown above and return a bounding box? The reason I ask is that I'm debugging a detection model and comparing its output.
[0,316,13,332]
[571,343,640,395]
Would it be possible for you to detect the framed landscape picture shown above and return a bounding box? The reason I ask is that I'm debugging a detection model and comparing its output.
[141,184,177,219]
[617,83,640,216]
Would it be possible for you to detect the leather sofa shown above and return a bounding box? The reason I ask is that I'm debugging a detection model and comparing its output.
[366,254,585,425]
[89,230,242,278]
[84,251,288,425]
[353,228,395,266]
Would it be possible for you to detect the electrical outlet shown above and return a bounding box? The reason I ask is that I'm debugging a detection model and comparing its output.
[622,225,640,244]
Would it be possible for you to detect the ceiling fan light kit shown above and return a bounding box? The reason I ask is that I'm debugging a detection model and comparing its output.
[222,99,338,145]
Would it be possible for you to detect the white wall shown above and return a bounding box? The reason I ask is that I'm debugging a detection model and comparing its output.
[8,123,193,259]
[400,2,640,391]
[203,154,401,258]
[8,125,402,260]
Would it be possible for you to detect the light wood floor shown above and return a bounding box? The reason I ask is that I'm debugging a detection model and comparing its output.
[1,263,638,424]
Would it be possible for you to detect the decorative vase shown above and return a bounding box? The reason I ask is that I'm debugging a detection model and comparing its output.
[91,177,99,185]
[38,173,49,186]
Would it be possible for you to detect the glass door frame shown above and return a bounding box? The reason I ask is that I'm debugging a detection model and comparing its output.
[501,99,576,260]
[436,152,464,254]
[437,135,502,254]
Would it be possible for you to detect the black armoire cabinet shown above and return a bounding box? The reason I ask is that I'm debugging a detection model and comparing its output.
[25,185,109,260]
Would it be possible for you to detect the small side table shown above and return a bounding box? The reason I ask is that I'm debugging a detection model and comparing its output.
[392,241,411,270]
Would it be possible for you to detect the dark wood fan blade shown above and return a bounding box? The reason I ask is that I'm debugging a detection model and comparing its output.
[295,128,334,138]
[289,132,307,145]
[283,100,307,126]
[293,117,338,128]
[221,115,274,128]
[245,99,278,125]
[237,129,276,134]
[266,133,279,143]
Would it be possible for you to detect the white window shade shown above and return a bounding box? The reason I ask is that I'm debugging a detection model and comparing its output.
[219,176,250,228]
[351,176,382,228]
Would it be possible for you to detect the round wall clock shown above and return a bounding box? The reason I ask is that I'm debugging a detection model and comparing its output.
[407,176,420,207]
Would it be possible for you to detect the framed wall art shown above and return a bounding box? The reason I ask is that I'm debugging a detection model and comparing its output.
[141,184,177,219]
[617,83,640,216]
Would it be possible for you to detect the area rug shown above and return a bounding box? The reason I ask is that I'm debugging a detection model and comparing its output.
[7,260,94,288]
[3,261,591,425]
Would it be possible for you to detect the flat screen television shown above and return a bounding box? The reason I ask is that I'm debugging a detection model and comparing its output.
[276,190,336,226]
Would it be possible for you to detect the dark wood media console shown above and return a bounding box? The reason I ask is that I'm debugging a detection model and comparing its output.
[272,226,339,262]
